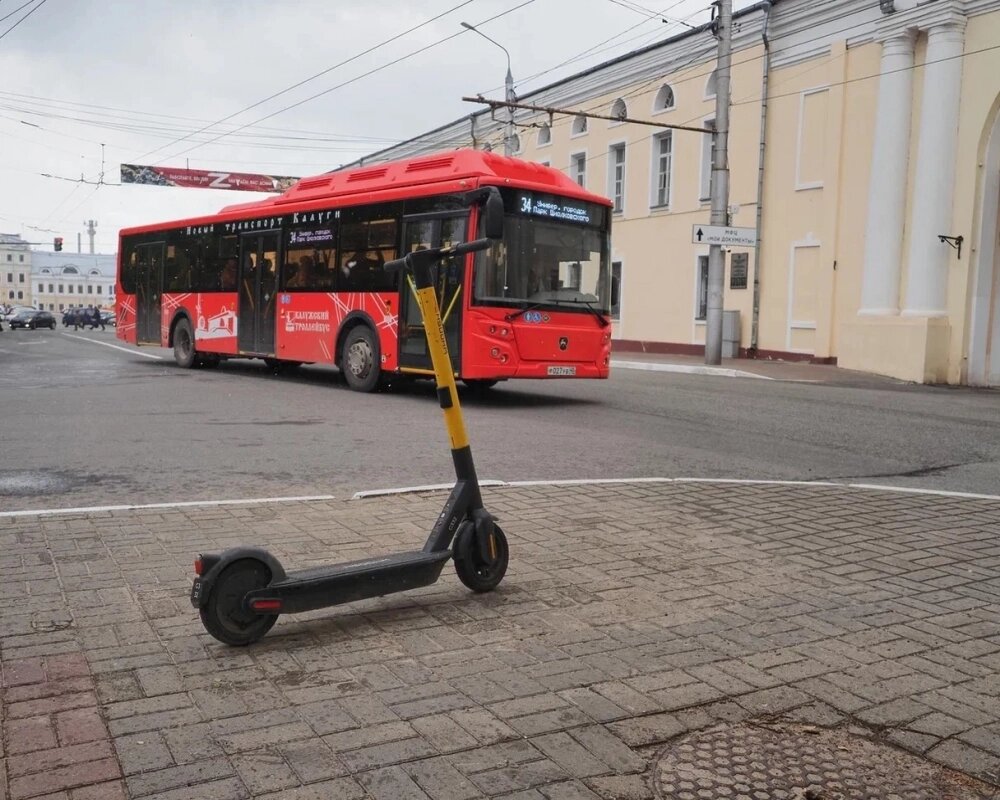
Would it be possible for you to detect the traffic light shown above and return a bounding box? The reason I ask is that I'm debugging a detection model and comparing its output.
[54,237,63,252]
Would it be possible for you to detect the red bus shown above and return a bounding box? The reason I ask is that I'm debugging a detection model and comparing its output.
[116,149,613,392]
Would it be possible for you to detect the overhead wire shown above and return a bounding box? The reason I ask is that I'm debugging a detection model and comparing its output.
[0,0,46,42]
[133,0,480,164]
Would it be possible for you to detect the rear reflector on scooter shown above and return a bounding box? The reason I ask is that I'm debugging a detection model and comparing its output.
[194,557,204,575]
[250,599,282,612]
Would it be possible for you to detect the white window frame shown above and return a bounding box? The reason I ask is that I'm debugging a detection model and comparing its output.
[537,123,551,148]
[704,68,718,100]
[649,131,673,209]
[571,114,588,137]
[570,151,587,188]
[699,118,715,203]
[610,98,628,127]
[608,142,626,214]
[652,84,675,115]
[795,85,830,191]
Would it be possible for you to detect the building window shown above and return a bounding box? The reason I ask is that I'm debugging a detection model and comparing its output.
[19,273,25,283]
[48,284,53,292]
[652,132,673,207]
[567,262,581,290]
[610,98,628,123]
[537,123,551,147]
[705,69,718,99]
[68,285,73,294]
[570,152,586,187]
[6,290,12,299]
[97,286,102,295]
[611,261,622,320]
[697,255,709,320]
[654,84,675,112]
[58,284,64,293]
[78,285,83,293]
[19,254,24,262]
[608,144,626,213]
[16,290,23,300]
[571,114,588,136]
[38,284,43,293]
[5,255,10,262]
[700,119,715,201]
[510,133,522,154]
[5,272,11,282]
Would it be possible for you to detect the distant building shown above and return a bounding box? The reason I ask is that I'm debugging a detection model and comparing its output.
[32,252,116,312]
[348,0,1000,386]
[1,233,33,307]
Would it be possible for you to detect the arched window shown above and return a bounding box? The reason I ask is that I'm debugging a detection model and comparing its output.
[89,269,100,276]
[705,69,718,98]
[654,84,675,112]
[40,268,51,274]
[571,114,588,136]
[510,134,521,154]
[610,98,628,122]
[63,266,78,274]
[537,123,551,146]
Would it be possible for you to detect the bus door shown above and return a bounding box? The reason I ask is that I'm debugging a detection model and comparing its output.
[238,231,279,355]
[136,241,164,343]
[398,214,467,372]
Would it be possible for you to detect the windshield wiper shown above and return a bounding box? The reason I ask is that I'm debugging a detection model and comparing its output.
[504,301,556,322]
[554,298,610,328]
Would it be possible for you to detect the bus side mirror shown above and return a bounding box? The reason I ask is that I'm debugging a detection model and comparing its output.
[483,188,504,240]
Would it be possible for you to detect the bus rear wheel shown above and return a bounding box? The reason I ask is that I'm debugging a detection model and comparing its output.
[341,326,381,392]
[173,318,196,368]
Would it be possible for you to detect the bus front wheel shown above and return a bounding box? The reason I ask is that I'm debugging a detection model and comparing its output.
[341,326,381,392]
[173,318,196,368]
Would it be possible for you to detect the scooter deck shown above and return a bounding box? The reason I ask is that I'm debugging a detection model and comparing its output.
[246,550,453,614]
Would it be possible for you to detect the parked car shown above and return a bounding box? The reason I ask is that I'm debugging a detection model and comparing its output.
[100,310,116,327]
[9,309,56,330]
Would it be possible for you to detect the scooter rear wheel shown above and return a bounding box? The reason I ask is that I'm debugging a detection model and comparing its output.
[200,559,278,645]
[454,522,509,593]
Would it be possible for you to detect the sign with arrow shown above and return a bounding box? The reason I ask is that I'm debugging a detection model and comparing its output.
[692,224,757,247]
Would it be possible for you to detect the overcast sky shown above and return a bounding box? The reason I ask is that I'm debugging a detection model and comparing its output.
[0,0,752,253]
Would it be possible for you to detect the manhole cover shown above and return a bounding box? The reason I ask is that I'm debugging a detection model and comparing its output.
[653,722,994,799]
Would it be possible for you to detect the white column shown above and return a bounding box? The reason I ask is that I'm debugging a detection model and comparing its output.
[859,31,916,315]
[903,21,966,317]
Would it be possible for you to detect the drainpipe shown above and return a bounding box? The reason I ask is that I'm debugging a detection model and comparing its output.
[750,0,772,354]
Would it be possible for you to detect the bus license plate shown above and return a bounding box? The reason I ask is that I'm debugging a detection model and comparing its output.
[547,365,576,376]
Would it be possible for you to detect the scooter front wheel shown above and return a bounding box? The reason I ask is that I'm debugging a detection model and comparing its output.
[454,522,508,593]
[200,559,278,645]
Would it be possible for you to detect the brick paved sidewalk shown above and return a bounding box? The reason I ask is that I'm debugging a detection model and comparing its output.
[2,482,999,799]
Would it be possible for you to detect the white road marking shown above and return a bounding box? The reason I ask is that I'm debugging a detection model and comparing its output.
[354,477,1000,501]
[0,494,337,518]
[61,332,164,359]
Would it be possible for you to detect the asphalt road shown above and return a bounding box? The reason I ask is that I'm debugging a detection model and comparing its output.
[1,327,998,512]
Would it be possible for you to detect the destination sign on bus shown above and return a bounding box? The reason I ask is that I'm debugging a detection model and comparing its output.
[514,191,594,225]
[289,227,334,245]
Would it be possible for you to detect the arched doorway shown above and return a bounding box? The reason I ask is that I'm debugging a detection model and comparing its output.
[967,99,1000,386]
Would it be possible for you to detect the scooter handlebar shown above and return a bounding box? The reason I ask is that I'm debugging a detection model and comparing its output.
[383,238,493,273]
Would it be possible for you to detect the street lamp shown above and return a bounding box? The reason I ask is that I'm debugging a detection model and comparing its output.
[461,21,515,156]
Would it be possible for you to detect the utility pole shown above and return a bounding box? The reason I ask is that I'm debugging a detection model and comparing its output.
[705,0,732,366]
[83,219,97,254]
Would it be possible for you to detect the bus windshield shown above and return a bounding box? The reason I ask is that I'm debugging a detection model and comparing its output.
[472,200,611,315]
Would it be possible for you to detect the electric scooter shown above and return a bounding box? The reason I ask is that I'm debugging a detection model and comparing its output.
[190,188,509,645]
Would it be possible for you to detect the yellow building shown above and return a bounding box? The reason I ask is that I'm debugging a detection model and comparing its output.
[356,0,1000,386]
